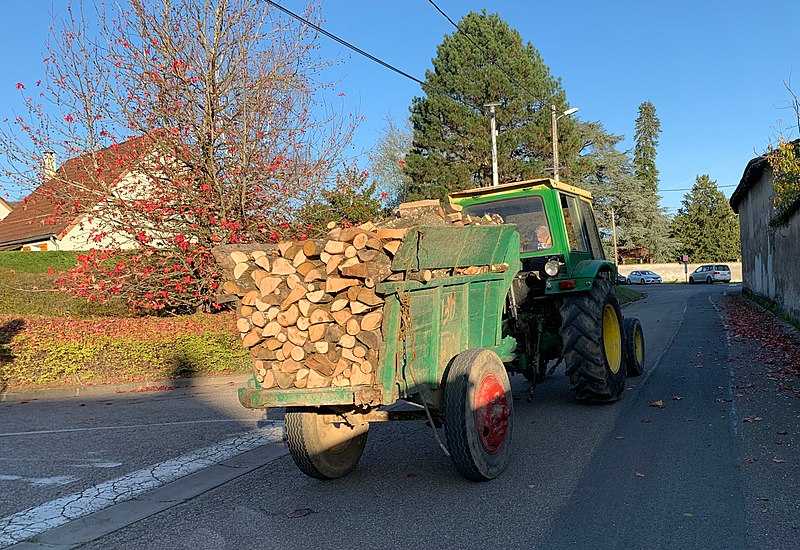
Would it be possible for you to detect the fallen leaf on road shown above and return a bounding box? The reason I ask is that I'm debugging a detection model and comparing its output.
[640,419,652,424]
[744,458,757,464]
[614,435,625,440]
[634,471,646,477]
[649,400,665,409]
[742,416,763,423]
[771,458,786,464]
[287,508,314,518]
[130,385,177,393]
[776,430,789,435]
[671,396,683,400]
[683,512,694,518]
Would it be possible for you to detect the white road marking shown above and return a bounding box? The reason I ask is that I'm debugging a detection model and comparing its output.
[0,418,262,438]
[0,475,79,487]
[69,461,124,469]
[0,426,283,548]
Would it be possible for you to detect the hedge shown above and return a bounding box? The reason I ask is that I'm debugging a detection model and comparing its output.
[0,312,250,390]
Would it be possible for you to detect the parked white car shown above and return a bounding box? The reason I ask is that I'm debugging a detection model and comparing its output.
[689,264,732,284]
[627,270,662,284]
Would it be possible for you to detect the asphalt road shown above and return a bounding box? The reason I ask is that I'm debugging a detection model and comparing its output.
[3,283,799,549]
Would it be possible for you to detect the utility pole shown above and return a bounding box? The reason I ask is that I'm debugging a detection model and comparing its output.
[550,105,579,182]
[551,105,560,181]
[611,206,618,267]
[485,102,500,186]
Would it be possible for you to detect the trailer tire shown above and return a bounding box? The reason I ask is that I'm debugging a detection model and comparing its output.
[624,317,645,376]
[285,409,368,480]
[444,349,513,481]
[560,278,626,402]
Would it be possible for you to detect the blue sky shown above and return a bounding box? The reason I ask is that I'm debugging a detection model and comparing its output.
[1,1,798,215]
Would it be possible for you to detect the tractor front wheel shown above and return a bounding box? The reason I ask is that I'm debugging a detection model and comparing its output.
[559,278,626,402]
[624,317,645,376]
[444,349,513,481]
[285,408,369,480]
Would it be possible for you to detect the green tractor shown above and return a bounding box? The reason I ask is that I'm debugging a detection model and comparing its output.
[449,178,645,402]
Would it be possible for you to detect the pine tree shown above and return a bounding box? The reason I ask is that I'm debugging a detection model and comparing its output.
[671,175,741,262]
[404,11,580,200]
[633,101,661,194]
[578,122,674,262]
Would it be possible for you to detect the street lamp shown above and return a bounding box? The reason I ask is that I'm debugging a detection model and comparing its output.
[484,102,500,186]
[550,105,579,181]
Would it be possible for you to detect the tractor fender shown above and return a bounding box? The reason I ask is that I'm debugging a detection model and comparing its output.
[545,259,617,295]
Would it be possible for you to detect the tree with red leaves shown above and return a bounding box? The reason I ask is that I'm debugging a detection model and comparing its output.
[0,0,357,312]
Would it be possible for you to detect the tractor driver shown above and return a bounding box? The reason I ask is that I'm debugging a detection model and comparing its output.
[535,225,552,250]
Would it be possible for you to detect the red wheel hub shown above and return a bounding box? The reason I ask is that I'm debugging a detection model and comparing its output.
[475,374,510,454]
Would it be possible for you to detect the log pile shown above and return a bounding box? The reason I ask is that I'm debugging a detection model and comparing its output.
[215,199,507,390]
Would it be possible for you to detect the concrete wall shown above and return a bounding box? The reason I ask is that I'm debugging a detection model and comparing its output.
[618,262,742,283]
[736,170,800,323]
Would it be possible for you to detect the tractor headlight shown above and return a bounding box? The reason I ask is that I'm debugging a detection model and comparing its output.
[544,259,560,277]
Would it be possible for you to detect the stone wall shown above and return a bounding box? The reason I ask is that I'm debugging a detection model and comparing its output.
[617,262,742,284]
[733,167,800,324]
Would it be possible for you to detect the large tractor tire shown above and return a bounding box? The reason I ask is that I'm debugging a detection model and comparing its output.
[623,317,645,376]
[444,349,513,481]
[559,278,626,402]
[285,408,369,480]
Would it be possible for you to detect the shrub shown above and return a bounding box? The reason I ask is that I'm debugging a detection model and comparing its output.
[0,312,250,389]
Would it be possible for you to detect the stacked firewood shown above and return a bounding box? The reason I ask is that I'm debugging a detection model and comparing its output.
[215,199,507,390]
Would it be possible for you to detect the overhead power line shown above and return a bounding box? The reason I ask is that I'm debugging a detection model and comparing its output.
[659,184,737,192]
[264,0,479,110]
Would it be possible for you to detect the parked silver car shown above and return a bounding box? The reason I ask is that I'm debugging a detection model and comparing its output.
[627,270,662,284]
[689,264,731,284]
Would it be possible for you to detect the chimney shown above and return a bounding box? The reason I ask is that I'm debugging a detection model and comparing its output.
[43,151,57,180]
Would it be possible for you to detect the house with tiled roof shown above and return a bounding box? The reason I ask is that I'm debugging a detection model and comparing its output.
[0,197,12,221]
[0,135,154,251]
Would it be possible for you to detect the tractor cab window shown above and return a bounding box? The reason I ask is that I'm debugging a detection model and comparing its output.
[579,199,606,260]
[560,194,589,253]
[462,195,552,254]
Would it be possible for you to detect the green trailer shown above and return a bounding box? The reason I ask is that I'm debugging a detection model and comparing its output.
[237,223,522,481]
[226,178,645,482]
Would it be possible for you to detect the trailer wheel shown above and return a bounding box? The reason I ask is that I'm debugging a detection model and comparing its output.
[624,317,645,376]
[444,349,513,481]
[560,278,626,402]
[285,409,368,480]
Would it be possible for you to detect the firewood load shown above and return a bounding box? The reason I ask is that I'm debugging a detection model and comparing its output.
[212,199,506,391]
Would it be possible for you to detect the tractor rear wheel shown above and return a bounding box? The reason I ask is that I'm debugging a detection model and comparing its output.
[285,408,369,479]
[559,278,626,402]
[444,348,513,481]
[624,317,645,376]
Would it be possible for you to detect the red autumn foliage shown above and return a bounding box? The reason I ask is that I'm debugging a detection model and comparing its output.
[0,0,359,313]
[724,294,800,395]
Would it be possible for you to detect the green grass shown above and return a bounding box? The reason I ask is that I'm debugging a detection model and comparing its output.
[0,250,134,317]
[0,251,78,273]
[614,285,643,306]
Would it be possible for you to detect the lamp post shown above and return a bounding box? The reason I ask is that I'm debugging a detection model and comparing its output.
[550,105,579,181]
[485,102,500,186]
